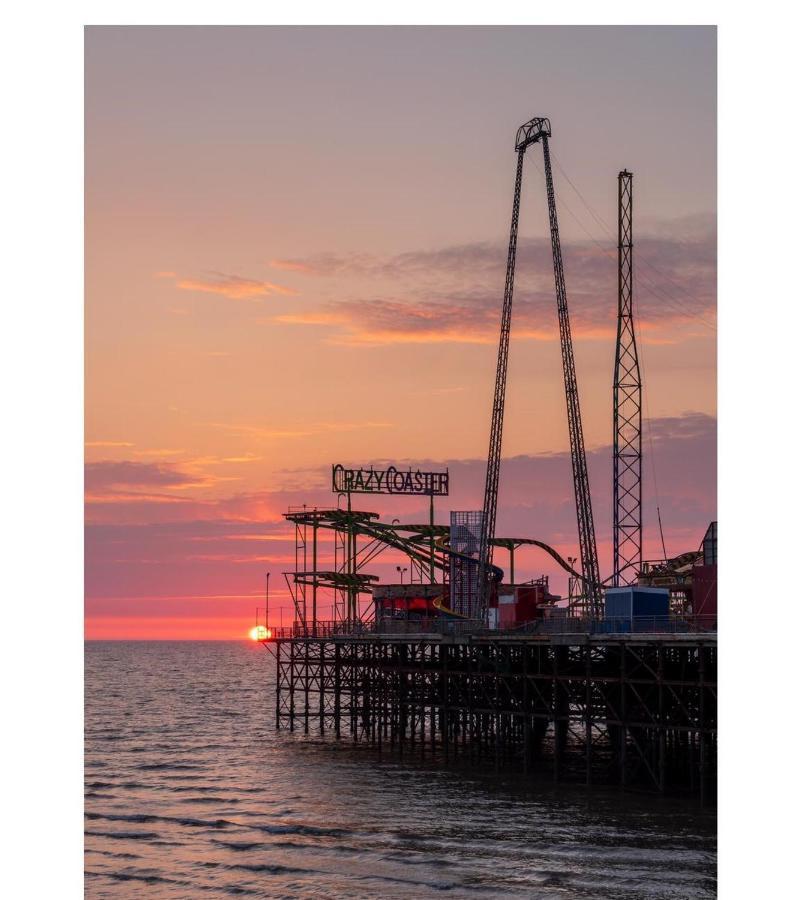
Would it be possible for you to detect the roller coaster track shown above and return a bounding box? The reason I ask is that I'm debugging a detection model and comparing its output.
[284,509,601,594]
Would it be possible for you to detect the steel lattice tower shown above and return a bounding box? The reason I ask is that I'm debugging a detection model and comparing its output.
[476,125,529,617]
[540,134,602,616]
[612,170,642,586]
[478,117,602,618]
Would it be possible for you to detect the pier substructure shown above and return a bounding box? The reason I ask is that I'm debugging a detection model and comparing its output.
[275,634,716,798]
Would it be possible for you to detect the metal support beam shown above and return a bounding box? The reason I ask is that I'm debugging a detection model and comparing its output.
[477,145,527,618]
[540,134,602,616]
[273,634,716,798]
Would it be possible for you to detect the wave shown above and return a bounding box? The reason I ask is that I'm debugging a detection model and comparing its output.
[211,839,267,852]
[87,868,264,896]
[203,860,318,877]
[84,848,142,860]
[254,823,350,838]
[86,811,235,829]
[84,829,161,841]
[84,870,189,888]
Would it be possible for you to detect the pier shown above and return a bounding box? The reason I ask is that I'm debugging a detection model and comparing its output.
[273,629,716,800]
[256,115,719,803]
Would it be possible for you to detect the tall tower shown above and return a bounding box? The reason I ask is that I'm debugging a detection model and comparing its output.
[478,117,603,618]
[613,170,643,586]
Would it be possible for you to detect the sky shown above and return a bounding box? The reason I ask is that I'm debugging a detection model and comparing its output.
[85,26,716,639]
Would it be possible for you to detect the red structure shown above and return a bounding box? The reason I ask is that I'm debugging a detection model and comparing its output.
[373,583,467,625]
[692,522,717,624]
[692,564,717,623]
[493,578,554,629]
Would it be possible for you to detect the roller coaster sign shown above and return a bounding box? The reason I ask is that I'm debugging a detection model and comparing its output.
[332,464,449,496]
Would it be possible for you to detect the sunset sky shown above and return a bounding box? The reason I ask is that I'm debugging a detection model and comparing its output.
[85,26,716,639]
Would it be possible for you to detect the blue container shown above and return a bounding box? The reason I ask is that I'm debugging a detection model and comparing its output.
[605,589,633,619]
[605,587,669,619]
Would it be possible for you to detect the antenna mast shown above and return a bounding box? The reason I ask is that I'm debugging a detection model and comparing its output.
[612,170,643,585]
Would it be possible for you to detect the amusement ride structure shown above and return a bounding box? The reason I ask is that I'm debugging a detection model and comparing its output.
[255,115,714,639]
[255,116,717,800]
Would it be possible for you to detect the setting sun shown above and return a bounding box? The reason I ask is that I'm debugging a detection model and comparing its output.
[249,625,271,641]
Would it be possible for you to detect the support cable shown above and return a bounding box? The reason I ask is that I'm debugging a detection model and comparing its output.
[548,150,716,331]
[545,157,677,563]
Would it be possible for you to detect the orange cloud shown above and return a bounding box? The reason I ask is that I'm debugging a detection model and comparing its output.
[169,272,299,300]
[329,327,497,347]
[132,448,185,458]
[209,420,394,440]
[85,489,195,505]
[269,258,314,273]
[276,306,559,347]
[185,553,295,564]
[274,312,347,326]
[332,326,561,347]
[268,252,377,276]
[184,533,286,543]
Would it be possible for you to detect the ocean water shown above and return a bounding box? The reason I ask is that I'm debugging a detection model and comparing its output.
[85,641,716,898]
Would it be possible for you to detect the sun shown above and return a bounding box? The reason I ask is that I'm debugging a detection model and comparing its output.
[249,625,271,641]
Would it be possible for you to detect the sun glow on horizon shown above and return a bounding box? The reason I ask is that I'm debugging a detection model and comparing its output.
[249,625,271,641]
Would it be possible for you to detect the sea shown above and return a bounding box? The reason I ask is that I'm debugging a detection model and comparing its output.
[85,641,717,899]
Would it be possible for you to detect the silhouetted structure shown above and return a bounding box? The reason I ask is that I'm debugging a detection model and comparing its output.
[478,117,602,620]
[613,170,643,585]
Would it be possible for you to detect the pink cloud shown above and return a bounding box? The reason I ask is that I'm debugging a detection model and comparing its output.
[85,460,198,490]
[271,223,715,345]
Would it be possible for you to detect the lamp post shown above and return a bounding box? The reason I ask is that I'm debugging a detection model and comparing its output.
[567,557,577,608]
[396,565,407,585]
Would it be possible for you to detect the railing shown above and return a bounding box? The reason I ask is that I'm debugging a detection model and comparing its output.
[373,617,490,637]
[258,618,489,640]
[260,620,377,640]
[258,614,717,641]
[528,615,717,636]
